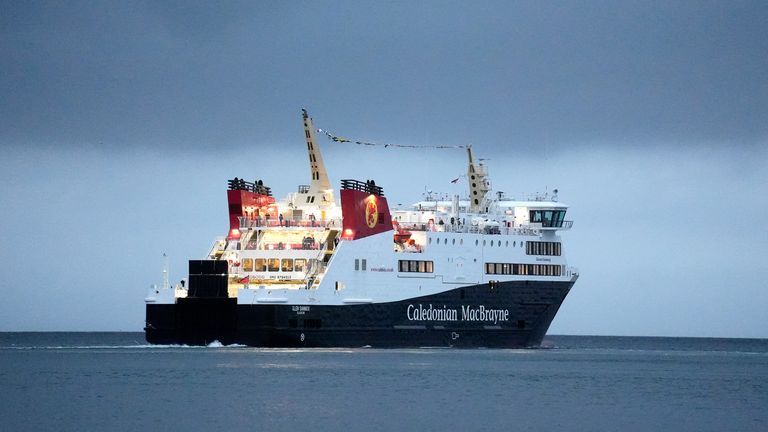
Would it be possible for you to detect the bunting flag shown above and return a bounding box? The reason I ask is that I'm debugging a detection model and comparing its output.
[316,128,469,150]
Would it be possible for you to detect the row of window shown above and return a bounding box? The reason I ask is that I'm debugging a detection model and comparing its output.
[354,259,367,271]
[242,258,308,272]
[526,241,562,256]
[529,210,567,228]
[485,263,563,276]
[398,260,434,273]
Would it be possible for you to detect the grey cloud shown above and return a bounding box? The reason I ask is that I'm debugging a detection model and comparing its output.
[1,1,767,150]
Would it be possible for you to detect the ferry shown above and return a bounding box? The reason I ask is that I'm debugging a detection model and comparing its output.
[144,109,578,347]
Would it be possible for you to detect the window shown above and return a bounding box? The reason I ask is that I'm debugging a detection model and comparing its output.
[294,259,306,272]
[398,260,434,273]
[362,259,367,271]
[529,209,567,227]
[281,259,293,272]
[525,241,562,256]
[267,258,280,272]
[255,258,267,272]
[354,259,359,271]
[485,263,563,276]
[243,258,253,272]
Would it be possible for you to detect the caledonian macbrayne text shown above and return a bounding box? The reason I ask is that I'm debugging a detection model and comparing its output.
[406,304,510,324]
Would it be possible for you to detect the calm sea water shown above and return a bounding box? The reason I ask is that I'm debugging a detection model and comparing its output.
[1,333,766,431]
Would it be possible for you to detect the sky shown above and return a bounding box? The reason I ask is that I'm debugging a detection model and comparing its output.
[1,1,766,337]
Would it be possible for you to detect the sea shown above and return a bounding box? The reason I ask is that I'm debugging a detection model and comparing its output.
[0,333,766,432]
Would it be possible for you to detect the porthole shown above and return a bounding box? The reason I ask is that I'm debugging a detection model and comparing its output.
[460,239,463,245]
[506,241,509,247]
[444,238,448,245]
[452,239,456,245]
[513,241,516,247]
[483,240,486,246]
[475,239,479,246]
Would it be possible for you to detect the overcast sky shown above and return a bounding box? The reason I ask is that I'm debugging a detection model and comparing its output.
[1,1,766,337]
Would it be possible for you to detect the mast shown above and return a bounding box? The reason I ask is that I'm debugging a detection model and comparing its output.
[467,146,491,213]
[302,109,334,207]
[162,253,170,290]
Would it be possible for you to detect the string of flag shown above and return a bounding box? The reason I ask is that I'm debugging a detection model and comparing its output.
[316,128,469,150]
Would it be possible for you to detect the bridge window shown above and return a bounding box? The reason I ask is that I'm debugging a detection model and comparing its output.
[529,209,567,227]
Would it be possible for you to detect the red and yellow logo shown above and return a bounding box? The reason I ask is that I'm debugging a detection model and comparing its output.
[365,197,378,228]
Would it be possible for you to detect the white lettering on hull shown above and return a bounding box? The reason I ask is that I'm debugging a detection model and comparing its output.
[406,304,510,324]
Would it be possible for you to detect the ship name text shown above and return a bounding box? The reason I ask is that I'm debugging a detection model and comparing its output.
[406,304,510,324]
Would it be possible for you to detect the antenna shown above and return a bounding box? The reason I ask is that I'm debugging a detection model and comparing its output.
[162,253,170,290]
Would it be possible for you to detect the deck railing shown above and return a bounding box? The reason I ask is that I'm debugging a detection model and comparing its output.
[238,216,341,230]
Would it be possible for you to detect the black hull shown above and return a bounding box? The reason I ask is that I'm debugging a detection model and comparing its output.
[145,280,574,348]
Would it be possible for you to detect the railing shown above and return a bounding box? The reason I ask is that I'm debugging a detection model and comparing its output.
[340,179,384,196]
[394,222,567,236]
[238,216,341,230]
[228,178,272,196]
